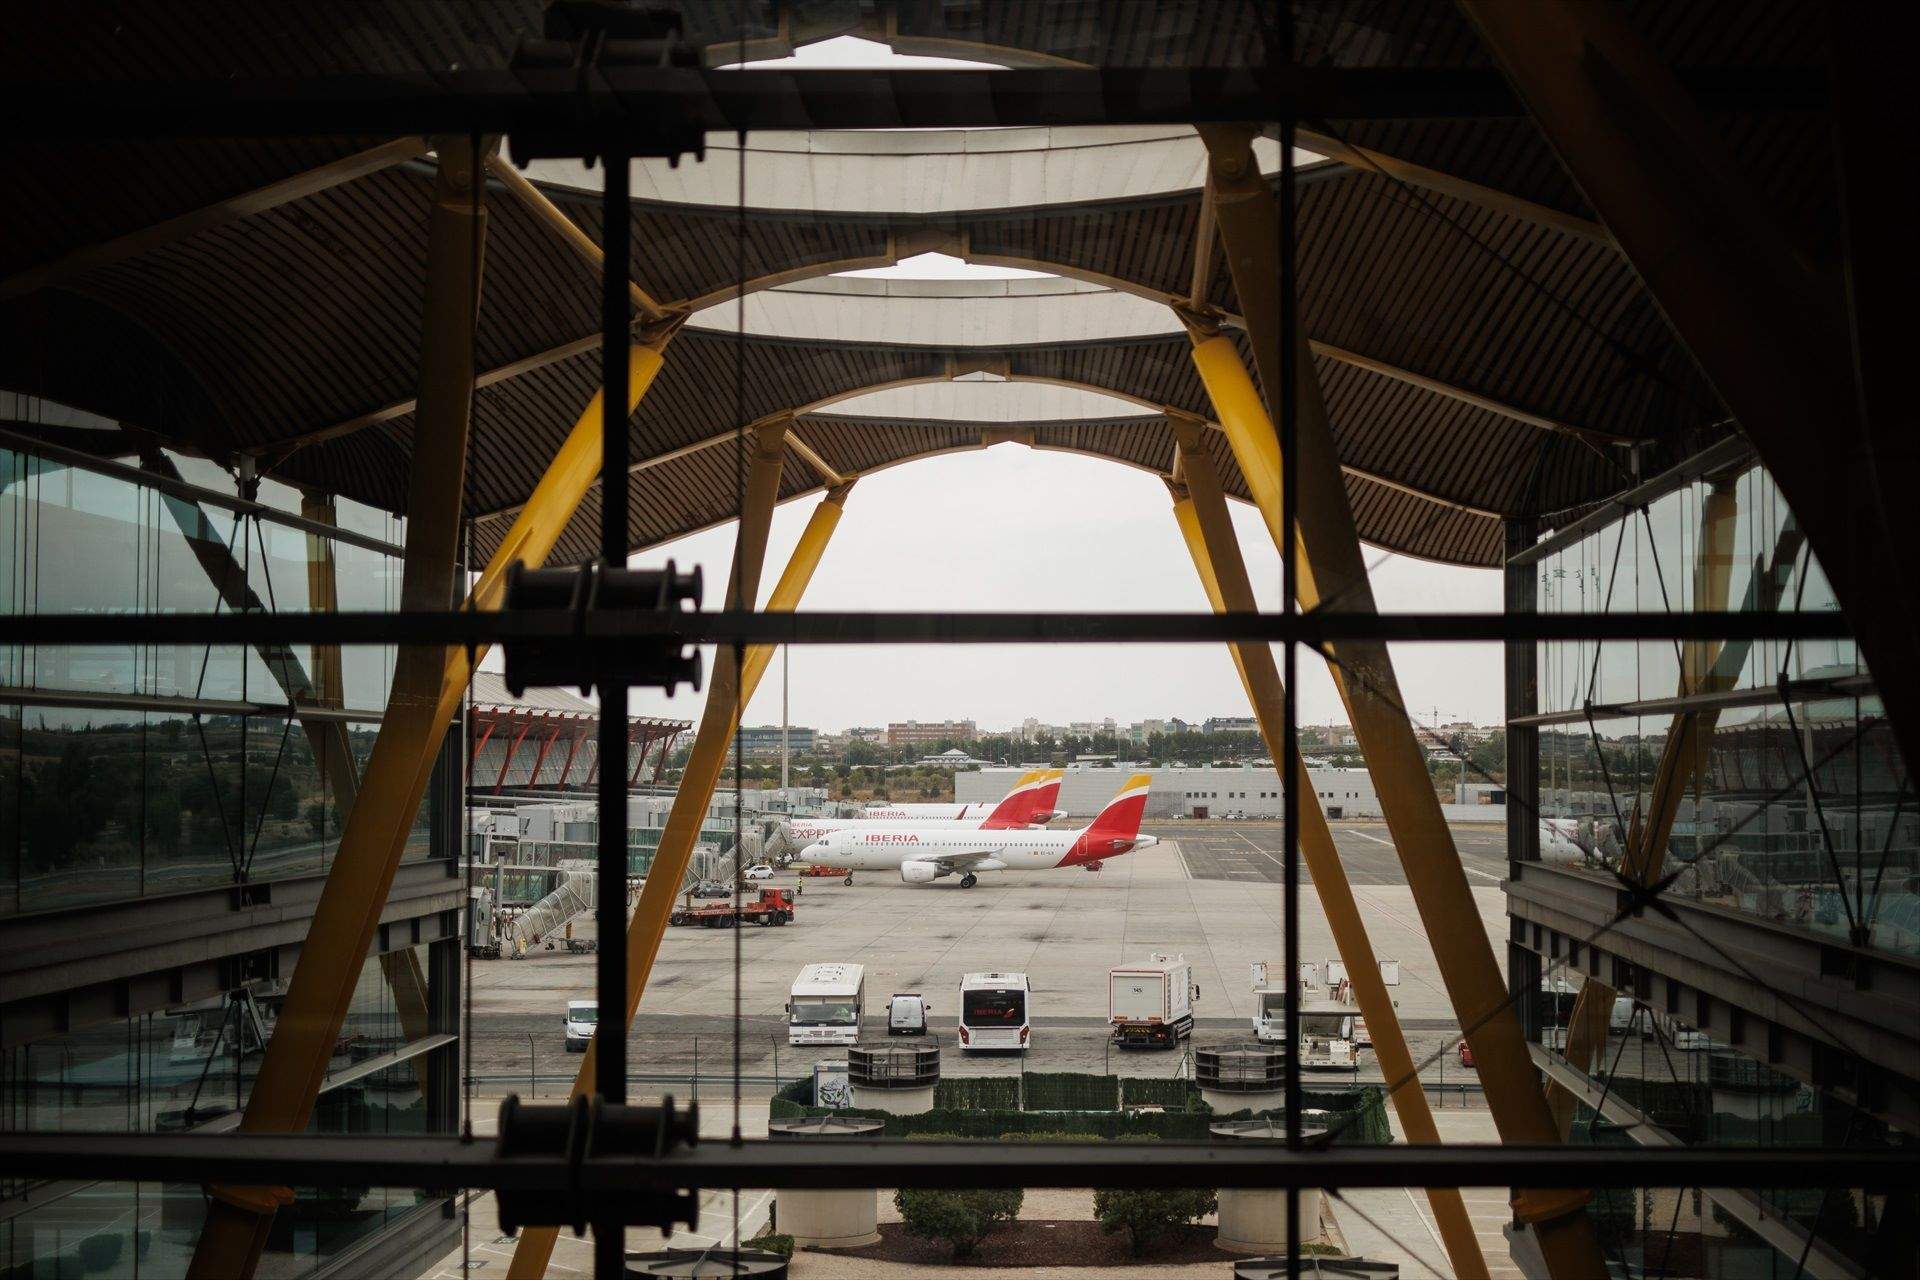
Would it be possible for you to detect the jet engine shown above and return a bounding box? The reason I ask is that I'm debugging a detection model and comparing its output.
[899,860,942,884]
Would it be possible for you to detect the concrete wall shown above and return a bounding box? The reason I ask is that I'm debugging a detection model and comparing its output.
[955,765,1385,819]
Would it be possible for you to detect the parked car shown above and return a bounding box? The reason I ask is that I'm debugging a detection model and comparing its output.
[741,864,776,881]
[692,880,731,899]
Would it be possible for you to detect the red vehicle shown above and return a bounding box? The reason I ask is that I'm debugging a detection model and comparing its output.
[798,864,854,884]
[669,887,796,928]
[1458,1039,1475,1068]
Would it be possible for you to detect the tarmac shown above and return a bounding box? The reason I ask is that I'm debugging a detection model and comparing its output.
[446,821,1521,1277]
[469,820,1510,1076]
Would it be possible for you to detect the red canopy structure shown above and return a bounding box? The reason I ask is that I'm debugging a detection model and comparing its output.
[467,670,689,795]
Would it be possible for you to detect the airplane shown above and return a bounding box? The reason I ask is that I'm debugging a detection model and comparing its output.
[1540,816,1618,862]
[862,768,1067,823]
[772,770,1064,856]
[799,773,1157,888]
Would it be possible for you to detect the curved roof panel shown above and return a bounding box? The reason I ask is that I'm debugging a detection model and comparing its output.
[526,129,1290,215]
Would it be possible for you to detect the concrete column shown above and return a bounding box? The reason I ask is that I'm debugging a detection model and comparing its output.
[1211,1120,1328,1254]
[769,1116,883,1248]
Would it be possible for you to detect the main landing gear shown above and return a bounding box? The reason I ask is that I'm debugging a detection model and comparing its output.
[959,873,978,889]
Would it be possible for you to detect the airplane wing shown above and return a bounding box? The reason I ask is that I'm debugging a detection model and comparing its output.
[939,851,1008,872]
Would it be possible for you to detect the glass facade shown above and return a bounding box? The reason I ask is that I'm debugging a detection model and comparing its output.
[1523,453,1920,1276]
[1532,461,1918,957]
[0,438,437,916]
[1,946,451,1278]
[1531,973,1916,1278]
[2,425,459,1277]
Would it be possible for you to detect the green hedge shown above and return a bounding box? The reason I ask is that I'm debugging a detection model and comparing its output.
[934,1076,1022,1111]
[768,1072,1389,1144]
[1022,1071,1119,1111]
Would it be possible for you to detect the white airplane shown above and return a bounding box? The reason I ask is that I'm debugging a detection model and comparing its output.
[1541,815,1632,862]
[777,770,1063,855]
[862,769,1067,823]
[799,773,1157,888]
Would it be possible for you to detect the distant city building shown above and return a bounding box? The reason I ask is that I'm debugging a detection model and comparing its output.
[736,724,817,757]
[845,726,887,745]
[1203,716,1259,735]
[1069,718,1118,736]
[888,719,977,747]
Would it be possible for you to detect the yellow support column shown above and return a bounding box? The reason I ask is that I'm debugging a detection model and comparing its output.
[507,471,855,1280]
[1193,124,1602,1273]
[190,134,499,1278]
[189,282,679,1279]
[1171,430,1487,1279]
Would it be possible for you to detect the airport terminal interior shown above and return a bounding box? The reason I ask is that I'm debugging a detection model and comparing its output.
[1,3,1915,1278]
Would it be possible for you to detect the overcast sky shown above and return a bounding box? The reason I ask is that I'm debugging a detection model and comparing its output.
[615,444,1503,734]
[510,36,1506,738]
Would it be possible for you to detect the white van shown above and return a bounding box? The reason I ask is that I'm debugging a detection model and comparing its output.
[888,993,930,1036]
[788,963,866,1046]
[958,972,1030,1053]
[1609,995,1649,1036]
[564,1000,596,1052]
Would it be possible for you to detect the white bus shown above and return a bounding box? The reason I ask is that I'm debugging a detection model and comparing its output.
[787,963,866,1046]
[958,971,1031,1053]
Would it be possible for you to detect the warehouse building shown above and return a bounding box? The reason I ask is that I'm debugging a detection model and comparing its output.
[957,763,1385,820]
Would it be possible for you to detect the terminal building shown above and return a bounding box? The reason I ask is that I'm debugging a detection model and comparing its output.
[1,4,1913,1279]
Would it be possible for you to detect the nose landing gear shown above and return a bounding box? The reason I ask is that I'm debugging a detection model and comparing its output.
[959,873,978,889]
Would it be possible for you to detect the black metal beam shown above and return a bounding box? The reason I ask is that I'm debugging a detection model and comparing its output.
[0,67,1824,140]
[1,1133,1909,1192]
[0,609,1857,649]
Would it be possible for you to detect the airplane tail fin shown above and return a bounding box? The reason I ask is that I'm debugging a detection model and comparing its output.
[1084,773,1153,842]
[981,769,1062,830]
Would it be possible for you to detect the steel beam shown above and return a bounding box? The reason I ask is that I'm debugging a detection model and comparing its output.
[297,493,361,812]
[1294,126,1609,246]
[1456,0,1920,783]
[0,137,429,301]
[1170,430,1485,1279]
[7,1131,1908,1194]
[0,607,1853,651]
[485,153,670,322]
[1194,123,1603,1273]
[4,64,1822,141]
[506,470,855,1280]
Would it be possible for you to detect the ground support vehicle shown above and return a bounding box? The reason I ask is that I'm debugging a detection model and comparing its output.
[1108,953,1197,1049]
[668,887,796,928]
[797,864,854,884]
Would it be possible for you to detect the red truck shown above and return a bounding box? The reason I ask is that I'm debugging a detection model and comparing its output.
[669,887,795,928]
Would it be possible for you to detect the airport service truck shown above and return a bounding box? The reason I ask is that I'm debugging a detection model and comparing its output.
[1252,960,1396,1070]
[1108,954,1197,1049]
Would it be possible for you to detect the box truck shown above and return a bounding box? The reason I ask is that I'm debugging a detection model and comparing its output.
[1108,953,1197,1048]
